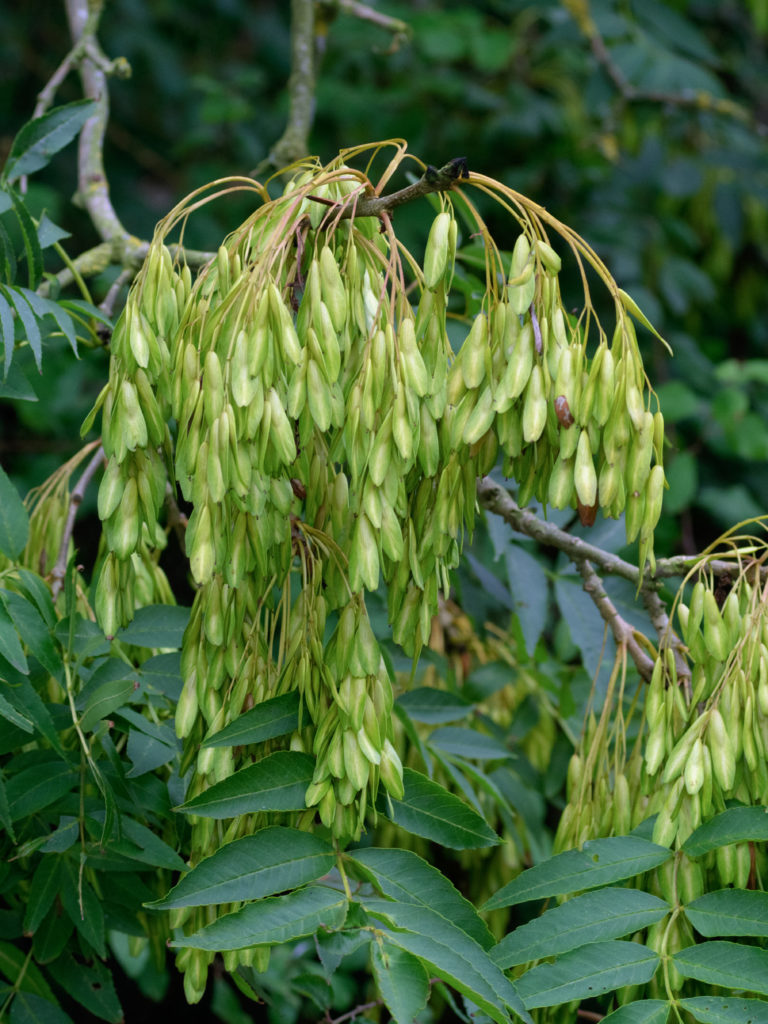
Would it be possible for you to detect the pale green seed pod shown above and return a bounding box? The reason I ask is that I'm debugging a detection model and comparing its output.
[522,365,547,443]
[707,708,735,791]
[574,429,597,507]
[423,210,452,290]
[684,737,705,795]
[202,350,225,426]
[306,358,332,433]
[702,590,729,662]
[460,314,489,390]
[319,245,347,332]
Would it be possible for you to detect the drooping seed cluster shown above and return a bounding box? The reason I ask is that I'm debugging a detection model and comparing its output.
[91,148,668,999]
[555,564,768,997]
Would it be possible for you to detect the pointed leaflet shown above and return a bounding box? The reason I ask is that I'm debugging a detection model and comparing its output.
[370,918,532,1024]
[683,806,768,857]
[428,725,513,762]
[493,888,669,968]
[0,692,33,733]
[116,604,190,648]
[0,465,28,560]
[618,289,672,353]
[363,898,529,1023]
[483,836,672,910]
[0,604,28,672]
[172,885,347,951]
[7,193,43,290]
[60,863,106,959]
[46,954,122,1023]
[684,888,768,938]
[372,941,430,1024]
[6,762,75,821]
[1,590,60,677]
[17,289,77,358]
[203,691,300,748]
[515,940,659,1010]
[0,289,15,376]
[0,942,55,1000]
[601,1001,670,1023]
[9,991,74,1024]
[349,847,495,949]
[3,101,98,183]
[673,940,768,995]
[147,827,334,909]
[23,856,63,935]
[380,767,500,849]
[177,750,314,817]
[396,687,473,724]
[6,288,42,371]
[679,996,768,1023]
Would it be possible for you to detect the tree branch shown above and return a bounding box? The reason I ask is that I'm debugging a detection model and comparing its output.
[575,558,655,680]
[338,157,470,219]
[263,0,316,173]
[331,1,411,48]
[476,476,697,683]
[50,444,105,600]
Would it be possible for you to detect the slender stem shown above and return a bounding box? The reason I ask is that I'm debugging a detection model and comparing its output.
[50,444,105,600]
[334,1,410,39]
[340,157,469,219]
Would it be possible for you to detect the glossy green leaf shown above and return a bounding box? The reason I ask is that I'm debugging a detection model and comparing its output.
[60,868,106,959]
[7,192,42,290]
[9,991,73,1024]
[0,603,28,673]
[601,1000,670,1023]
[79,677,140,732]
[516,940,659,1009]
[16,571,55,628]
[177,750,315,817]
[36,213,70,249]
[31,910,72,965]
[683,806,768,857]
[684,888,768,937]
[116,604,189,648]
[380,767,500,849]
[173,885,347,951]
[679,996,768,1023]
[428,725,512,761]
[138,651,182,700]
[493,888,669,967]
[673,940,768,994]
[0,941,55,999]
[6,288,41,371]
[369,913,532,1024]
[0,290,14,376]
[371,941,430,1024]
[17,289,77,358]
[0,692,33,733]
[47,954,122,1023]
[111,815,187,872]
[6,762,75,821]
[350,847,494,949]
[23,856,62,935]
[1,590,59,677]
[3,101,97,182]
[147,826,334,908]
[203,690,300,747]
[396,687,473,723]
[483,836,672,910]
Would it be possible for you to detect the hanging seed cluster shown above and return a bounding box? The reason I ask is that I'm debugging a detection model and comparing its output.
[90,148,667,997]
[555,562,768,1001]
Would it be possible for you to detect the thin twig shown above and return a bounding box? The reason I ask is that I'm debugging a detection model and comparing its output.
[100,267,133,318]
[564,0,754,130]
[263,0,316,173]
[576,558,655,680]
[65,0,130,245]
[341,157,469,219]
[50,445,105,600]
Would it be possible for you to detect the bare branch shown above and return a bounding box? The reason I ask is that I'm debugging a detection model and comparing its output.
[575,558,655,680]
[339,157,469,219]
[64,0,133,247]
[263,0,316,173]
[332,1,411,46]
[50,445,105,600]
